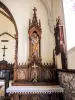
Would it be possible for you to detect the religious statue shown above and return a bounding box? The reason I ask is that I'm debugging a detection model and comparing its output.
[33,70,38,82]
[31,32,39,57]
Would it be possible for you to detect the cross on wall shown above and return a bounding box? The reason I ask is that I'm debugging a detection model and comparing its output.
[2,45,8,60]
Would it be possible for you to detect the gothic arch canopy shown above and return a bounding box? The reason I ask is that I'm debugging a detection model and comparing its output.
[28,7,42,62]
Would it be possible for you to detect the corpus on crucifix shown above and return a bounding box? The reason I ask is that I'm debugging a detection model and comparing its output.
[2,45,8,60]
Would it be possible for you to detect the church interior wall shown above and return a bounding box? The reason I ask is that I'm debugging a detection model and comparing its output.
[0,0,55,64]
[67,47,75,69]
[52,0,65,26]
[0,34,15,63]
[0,0,73,69]
[0,12,15,63]
[0,12,15,37]
[0,0,75,99]
[56,53,62,69]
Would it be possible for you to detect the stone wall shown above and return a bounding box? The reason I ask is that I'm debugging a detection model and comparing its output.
[58,71,75,100]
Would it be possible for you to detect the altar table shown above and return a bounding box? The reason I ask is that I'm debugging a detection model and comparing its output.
[6,85,64,100]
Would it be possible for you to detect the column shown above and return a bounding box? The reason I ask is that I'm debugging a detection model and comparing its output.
[11,95,14,100]
[15,94,19,100]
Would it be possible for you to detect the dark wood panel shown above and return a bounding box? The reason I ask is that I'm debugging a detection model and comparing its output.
[57,69,75,73]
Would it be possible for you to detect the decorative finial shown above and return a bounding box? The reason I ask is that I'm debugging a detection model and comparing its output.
[39,19,41,28]
[33,7,37,14]
[56,16,62,26]
[29,19,31,28]
[32,7,38,26]
[28,7,41,30]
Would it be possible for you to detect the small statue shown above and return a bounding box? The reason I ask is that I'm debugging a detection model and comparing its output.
[32,63,38,82]
[33,70,37,82]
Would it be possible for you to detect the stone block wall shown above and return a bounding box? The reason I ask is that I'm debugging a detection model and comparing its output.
[58,71,75,100]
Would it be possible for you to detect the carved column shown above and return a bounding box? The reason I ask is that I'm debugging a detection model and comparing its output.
[54,17,67,69]
[14,94,19,100]
[51,93,56,100]
[14,34,18,81]
[11,95,14,100]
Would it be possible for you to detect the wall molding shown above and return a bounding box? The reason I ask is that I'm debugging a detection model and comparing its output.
[0,32,15,39]
[57,69,75,73]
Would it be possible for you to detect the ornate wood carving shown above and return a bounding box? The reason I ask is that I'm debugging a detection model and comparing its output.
[54,17,60,55]
[13,8,57,85]
[28,7,41,63]
[14,33,18,81]
[54,16,67,69]
[54,16,66,54]
[12,93,64,100]
[29,95,41,100]
[15,61,56,84]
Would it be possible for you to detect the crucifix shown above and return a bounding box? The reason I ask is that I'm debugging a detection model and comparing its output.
[33,7,37,13]
[2,45,8,60]
[33,7,37,23]
[32,63,38,82]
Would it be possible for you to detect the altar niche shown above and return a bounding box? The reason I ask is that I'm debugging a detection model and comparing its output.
[28,7,41,63]
[13,7,57,84]
[31,32,39,58]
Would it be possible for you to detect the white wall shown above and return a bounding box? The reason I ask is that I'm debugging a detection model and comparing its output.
[52,0,65,26]
[0,13,15,63]
[0,0,55,63]
[0,34,15,63]
[56,53,62,69]
[0,13,15,37]
[67,47,75,69]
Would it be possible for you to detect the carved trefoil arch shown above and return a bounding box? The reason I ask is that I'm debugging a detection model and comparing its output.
[28,7,42,63]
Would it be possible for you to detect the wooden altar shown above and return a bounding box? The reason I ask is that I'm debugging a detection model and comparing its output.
[6,7,64,100]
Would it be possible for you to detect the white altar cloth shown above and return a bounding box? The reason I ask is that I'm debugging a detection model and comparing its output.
[6,85,63,94]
